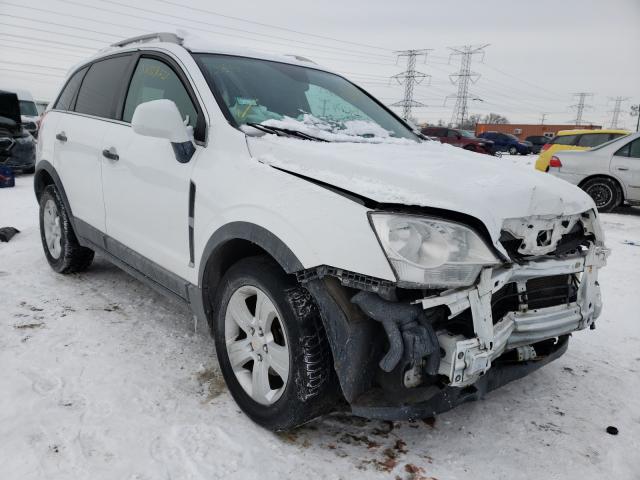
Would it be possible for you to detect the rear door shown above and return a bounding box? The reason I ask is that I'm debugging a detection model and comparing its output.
[53,55,133,232]
[611,137,640,201]
[100,52,205,281]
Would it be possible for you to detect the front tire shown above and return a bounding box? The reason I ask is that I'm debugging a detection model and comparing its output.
[581,177,621,213]
[39,185,94,273]
[508,146,518,155]
[212,256,337,430]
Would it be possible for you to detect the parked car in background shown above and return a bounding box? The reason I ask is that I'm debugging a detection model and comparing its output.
[421,126,495,155]
[548,132,640,212]
[478,131,532,155]
[535,129,629,171]
[0,90,36,173]
[525,135,550,154]
[35,32,609,431]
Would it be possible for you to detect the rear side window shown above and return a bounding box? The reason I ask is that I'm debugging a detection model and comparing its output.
[577,133,613,148]
[123,57,197,127]
[551,134,579,145]
[75,55,132,119]
[54,67,87,111]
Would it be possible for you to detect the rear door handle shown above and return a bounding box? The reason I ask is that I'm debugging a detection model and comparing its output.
[55,132,67,142]
[102,147,119,161]
[617,167,629,171]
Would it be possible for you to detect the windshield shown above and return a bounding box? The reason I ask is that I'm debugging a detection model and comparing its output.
[19,100,38,117]
[459,130,475,138]
[505,134,520,141]
[194,54,419,142]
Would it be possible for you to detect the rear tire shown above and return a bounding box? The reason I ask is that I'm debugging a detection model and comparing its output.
[581,177,622,213]
[212,256,337,430]
[39,185,94,273]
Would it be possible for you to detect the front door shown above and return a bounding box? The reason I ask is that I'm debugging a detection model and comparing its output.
[611,137,640,202]
[101,55,203,281]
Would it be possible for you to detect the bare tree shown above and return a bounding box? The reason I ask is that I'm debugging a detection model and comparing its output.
[482,112,509,124]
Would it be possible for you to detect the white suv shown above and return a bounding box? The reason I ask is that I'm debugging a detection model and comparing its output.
[35,32,609,430]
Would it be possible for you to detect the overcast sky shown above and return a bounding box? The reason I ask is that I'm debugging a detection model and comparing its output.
[1,0,639,127]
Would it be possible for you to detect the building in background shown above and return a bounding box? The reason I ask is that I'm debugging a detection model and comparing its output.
[474,123,602,140]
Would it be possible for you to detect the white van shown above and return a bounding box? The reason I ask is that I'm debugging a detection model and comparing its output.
[34,32,609,430]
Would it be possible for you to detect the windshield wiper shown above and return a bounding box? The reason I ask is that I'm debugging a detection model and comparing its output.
[245,122,328,142]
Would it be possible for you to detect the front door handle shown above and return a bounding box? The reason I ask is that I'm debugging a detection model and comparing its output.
[617,167,629,171]
[55,132,67,142]
[102,147,119,161]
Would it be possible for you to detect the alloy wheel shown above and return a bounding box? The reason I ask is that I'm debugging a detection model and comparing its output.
[43,199,62,259]
[224,285,290,405]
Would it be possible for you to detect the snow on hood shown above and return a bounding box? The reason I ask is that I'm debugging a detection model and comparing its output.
[247,135,596,244]
[259,115,414,144]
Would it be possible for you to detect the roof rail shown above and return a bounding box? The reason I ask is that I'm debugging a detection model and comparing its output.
[111,32,184,48]
[284,54,316,64]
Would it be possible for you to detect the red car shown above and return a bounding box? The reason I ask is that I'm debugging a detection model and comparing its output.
[421,127,495,155]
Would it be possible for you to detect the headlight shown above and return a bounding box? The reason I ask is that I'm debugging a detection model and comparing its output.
[369,213,500,288]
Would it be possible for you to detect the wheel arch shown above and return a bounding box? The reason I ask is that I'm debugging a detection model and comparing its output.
[197,222,304,328]
[34,160,76,217]
[578,174,625,202]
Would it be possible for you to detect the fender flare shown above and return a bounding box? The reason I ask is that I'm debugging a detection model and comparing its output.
[33,160,78,231]
[198,221,304,286]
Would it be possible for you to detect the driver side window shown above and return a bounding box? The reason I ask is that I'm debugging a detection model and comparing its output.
[123,57,197,128]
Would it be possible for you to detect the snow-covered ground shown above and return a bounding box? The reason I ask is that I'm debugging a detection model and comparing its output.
[1,164,639,480]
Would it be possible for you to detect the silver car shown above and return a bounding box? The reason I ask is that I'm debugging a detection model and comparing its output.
[548,132,639,212]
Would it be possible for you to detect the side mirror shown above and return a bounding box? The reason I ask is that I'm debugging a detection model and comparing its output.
[131,99,195,163]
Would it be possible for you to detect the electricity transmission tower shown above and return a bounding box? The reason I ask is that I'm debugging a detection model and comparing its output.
[539,112,549,125]
[608,96,630,128]
[391,49,431,121]
[632,104,640,132]
[446,44,489,128]
[570,92,594,125]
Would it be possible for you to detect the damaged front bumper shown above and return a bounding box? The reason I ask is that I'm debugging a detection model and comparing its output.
[424,244,608,388]
[304,242,609,421]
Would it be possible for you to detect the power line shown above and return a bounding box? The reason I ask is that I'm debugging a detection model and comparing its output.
[570,92,594,125]
[0,42,85,59]
[0,33,95,52]
[1,13,118,40]
[608,96,630,128]
[53,0,394,62]
[446,44,489,127]
[0,21,109,45]
[150,0,391,52]
[390,49,431,120]
[0,60,68,72]
[0,67,65,78]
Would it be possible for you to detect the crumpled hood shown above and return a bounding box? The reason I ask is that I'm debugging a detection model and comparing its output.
[247,136,595,244]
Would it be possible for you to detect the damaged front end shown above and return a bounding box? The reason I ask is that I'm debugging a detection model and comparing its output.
[300,210,609,420]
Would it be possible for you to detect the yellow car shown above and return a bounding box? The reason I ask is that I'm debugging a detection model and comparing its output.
[535,129,630,171]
